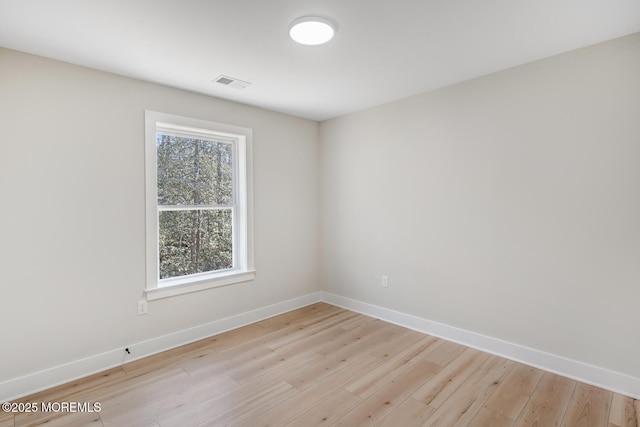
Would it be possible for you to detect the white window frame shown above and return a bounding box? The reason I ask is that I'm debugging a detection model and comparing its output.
[144,111,255,300]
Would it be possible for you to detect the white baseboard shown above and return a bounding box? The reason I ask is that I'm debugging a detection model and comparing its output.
[4,290,638,402]
[0,292,322,402]
[320,291,640,400]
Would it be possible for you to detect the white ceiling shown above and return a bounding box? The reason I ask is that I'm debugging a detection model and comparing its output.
[1,0,639,121]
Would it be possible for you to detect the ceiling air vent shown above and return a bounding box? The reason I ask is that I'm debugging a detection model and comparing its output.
[213,75,252,89]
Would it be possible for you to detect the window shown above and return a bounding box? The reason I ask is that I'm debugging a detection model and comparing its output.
[145,111,254,300]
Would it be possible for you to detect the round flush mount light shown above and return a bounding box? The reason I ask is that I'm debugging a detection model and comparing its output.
[289,15,337,45]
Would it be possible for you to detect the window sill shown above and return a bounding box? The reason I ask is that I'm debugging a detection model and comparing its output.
[145,270,256,301]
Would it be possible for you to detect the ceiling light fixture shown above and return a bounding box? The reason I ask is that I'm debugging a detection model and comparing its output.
[289,15,337,46]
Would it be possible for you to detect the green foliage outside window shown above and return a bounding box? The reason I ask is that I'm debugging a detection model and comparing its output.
[156,134,234,279]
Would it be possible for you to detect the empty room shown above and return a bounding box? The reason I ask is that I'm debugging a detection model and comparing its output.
[1,1,639,426]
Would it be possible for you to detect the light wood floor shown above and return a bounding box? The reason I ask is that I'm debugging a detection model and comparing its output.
[4,303,638,427]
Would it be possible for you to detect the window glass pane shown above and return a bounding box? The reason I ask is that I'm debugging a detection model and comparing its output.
[157,134,233,206]
[159,209,233,279]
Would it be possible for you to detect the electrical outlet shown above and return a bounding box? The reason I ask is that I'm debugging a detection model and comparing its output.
[138,299,148,315]
[381,275,389,287]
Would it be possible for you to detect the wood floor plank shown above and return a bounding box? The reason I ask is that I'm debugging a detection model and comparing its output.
[467,407,516,427]
[246,354,380,427]
[0,413,12,427]
[240,350,344,393]
[282,352,357,391]
[158,378,293,427]
[178,350,238,379]
[335,322,404,359]
[367,328,430,359]
[335,358,441,426]
[375,397,435,427]
[608,393,638,427]
[92,368,192,427]
[338,311,377,331]
[421,355,515,426]
[274,322,353,360]
[421,339,467,368]
[226,347,323,384]
[562,383,612,427]
[346,335,439,399]
[312,318,398,358]
[512,372,576,427]
[7,304,634,427]
[15,411,103,427]
[263,310,357,353]
[412,347,491,408]
[255,302,340,331]
[483,362,545,421]
[284,389,362,427]
[100,373,238,426]
[207,381,299,427]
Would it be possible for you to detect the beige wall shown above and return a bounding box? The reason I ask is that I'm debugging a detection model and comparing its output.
[1,32,639,391]
[0,47,320,381]
[320,33,640,377]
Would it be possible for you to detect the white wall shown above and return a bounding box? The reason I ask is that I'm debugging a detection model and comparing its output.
[0,48,320,383]
[320,33,640,378]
